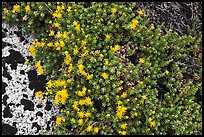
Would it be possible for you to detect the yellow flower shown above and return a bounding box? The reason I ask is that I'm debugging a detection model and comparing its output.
[131,86,134,89]
[111,44,120,52]
[61,5,65,10]
[79,70,87,76]
[47,42,53,47]
[60,109,64,113]
[120,123,127,130]
[111,7,117,14]
[142,95,147,100]
[55,42,60,47]
[116,111,123,119]
[63,32,68,39]
[3,8,9,14]
[81,50,89,58]
[54,22,60,28]
[118,87,122,91]
[34,39,40,46]
[40,42,45,47]
[25,5,31,12]
[150,24,155,30]
[35,61,44,74]
[76,91,83,97]
[139,81,143,85]
[56,32,62,39]
[56,47,61,51]
[101,72,109,79]
[168,59,174,63]
[82,40,87,45]
[78,119,83,126]
[106,113,110,117]
[134,112,138,117]
[48,20,52,24]
[79,99,85,105]
[73,48,79,54]
[99,53,104,58]
[87,125,93,132]
[67,79,71,83]
[72,21,78,26]
[54,80,66,87]
[130,19,139,29]
[56,5,64,11]
[12,4,20,13]
[85,112,91,117]
[56,117,65,125]
[117,105,127,113]
[24,61,29,65]
[94,127,99,134]
[28,45,36,57]
[165,70,169,75]
[78,63,85,71]
[49,30,55,36]
[139,58,145,64]
[152,111,156,115]
[35,91,43,99]
[86,74,93,80]
[77,111,84,118]
[70,118,76,124]
[68,64,73,73]
[82,86,87,93]
[67,6,72,12]
[75,25,80,31]
[84,34,89,38]
[148,117,153,122]
[120,131,127,135]
[46,80,53,88]
[64,53,72,65]
[72,101,79,109]
[105,33,111,39]
[130,23,137,29]
[56,5,61,11]
[117,100,123,105]
[150,121,156,127]
[121,92,127,98]
[137,9,144,15]
[55,12,62,19]
[132,19,139,25]
[84,97,93,105]
[59,41,65,47]
[104,59,109,65]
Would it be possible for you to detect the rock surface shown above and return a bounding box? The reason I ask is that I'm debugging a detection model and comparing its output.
[2,23,59,135]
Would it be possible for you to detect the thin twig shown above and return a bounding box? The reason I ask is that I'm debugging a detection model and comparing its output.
[80,121,98,134]
[78,118,89,134]
[44,2,53,14]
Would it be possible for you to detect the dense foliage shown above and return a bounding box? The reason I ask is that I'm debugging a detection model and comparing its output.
[2,2,202,135]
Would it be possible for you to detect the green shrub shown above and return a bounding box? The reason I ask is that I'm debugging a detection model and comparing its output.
[2,2,202,135]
